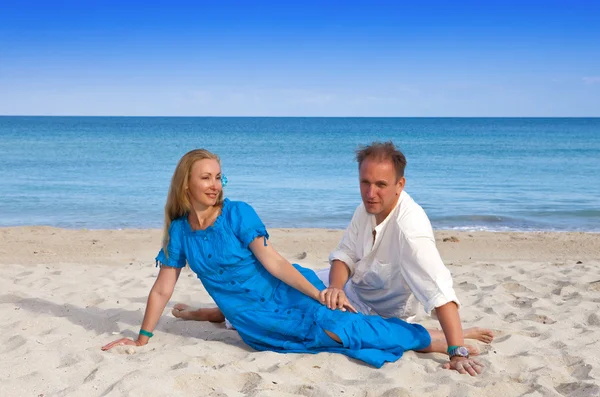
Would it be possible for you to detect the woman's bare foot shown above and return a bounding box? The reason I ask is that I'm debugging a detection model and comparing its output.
[172,304,225,323]
[464,327,494,344]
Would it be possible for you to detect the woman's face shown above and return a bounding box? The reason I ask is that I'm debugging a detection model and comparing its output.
[187,159,222,208]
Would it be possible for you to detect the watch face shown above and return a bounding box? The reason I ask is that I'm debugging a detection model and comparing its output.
[456,346,469,356]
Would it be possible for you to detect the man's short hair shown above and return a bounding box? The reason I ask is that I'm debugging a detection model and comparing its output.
[356,141,407,180]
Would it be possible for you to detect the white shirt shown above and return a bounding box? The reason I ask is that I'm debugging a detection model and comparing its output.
[329,191,460,320]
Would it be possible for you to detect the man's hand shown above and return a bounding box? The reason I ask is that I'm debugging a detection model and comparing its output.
[319,288,358,313]
[442,356,485,376]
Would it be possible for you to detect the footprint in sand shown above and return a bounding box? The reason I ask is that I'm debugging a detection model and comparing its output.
[457,281,478,291]
[380,387,412,397]
[587,280,600,292]
[170,362,188,370]
[502,282,532,293]
[509,296,537,308]
[494,334,512,343]
[555,382,599,397]
[240,372,263,394]
[586,313,600,326]
[569,363,593,380]
[484,307,496,315]
[0,294,23,304]
[521,330,541,338]
[552,341,567,349]
[503,312,518,323]
[2,335,27,353]
[529,314,556,324]
[83,368,99,383]
[57,353,83,368]
[552,287,563,295]
[293,384,333,397]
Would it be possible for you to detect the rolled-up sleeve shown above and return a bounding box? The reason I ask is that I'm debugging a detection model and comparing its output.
[399,214,460,314]
[155,220,187,269]
[329,207,361,275]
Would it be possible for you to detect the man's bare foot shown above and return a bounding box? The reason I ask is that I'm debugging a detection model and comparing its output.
[464,327,494,344]
[466,344,479,356]
[171,304,225,323]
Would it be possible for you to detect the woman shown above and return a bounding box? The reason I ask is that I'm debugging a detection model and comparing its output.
[102,149,482,372]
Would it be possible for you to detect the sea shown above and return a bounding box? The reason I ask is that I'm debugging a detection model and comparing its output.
[1,116,599,232]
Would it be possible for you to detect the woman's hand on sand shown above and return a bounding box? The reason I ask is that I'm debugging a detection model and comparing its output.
[319,288,358,313]
[443,357,484,376]
[101,337,146,351]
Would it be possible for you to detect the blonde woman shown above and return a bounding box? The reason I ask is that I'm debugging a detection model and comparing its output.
[102,149,482,372]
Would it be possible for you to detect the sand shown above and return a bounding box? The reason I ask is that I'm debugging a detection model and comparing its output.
[1,227,600,396]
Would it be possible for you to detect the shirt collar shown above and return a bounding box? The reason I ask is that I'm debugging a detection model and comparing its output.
[371,191,405,234]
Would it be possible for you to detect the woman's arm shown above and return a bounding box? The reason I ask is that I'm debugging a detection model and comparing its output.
[101,266,181,350]
[249,237,356,312]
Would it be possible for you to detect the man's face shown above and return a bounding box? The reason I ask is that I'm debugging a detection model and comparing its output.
[359,158,405,221]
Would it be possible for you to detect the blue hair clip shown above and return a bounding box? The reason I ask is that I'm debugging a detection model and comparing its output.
[221,175,228,187]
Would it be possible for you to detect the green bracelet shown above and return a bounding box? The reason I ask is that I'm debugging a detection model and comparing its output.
[447,345,460,354]
[139,329,154,338]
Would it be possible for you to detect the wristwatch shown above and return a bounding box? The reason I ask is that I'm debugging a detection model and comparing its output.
[447,346,469,359]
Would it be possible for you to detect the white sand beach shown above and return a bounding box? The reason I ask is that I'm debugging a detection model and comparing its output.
[1,227,600,396]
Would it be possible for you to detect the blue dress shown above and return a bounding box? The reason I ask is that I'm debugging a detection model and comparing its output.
[156,199,431,368]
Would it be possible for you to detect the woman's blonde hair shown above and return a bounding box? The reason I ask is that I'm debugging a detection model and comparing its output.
[162,149,224,255]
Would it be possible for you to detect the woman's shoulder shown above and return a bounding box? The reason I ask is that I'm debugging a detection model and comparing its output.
[222,199,263,227]
[224,199,255,214]
[169,215,188,231]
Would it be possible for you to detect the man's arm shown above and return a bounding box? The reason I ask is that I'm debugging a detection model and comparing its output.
[321,259,352,310]
[435,301,464,350]
[437,302,485,375]
[401,234,482,374]
[329,259,351,289]
[396,209,463,336]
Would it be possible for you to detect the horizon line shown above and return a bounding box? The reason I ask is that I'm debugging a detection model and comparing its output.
[1,115,599,119]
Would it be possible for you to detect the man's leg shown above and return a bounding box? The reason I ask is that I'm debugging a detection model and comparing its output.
[419,328,494,355]
[315,269,494,354]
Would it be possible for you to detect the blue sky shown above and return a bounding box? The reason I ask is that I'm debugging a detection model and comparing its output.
[1,1,598,116]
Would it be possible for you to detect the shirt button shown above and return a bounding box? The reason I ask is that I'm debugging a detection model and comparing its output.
[260,298,265,302]
[208,254,212,258]
[203,236,208,241]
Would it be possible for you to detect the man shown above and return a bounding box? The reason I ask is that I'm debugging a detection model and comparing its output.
[318,141,493,375]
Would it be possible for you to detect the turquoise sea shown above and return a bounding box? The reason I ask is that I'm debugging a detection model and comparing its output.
[1,116,599,231]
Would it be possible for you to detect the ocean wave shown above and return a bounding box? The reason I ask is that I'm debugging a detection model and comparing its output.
[431,213,600,232]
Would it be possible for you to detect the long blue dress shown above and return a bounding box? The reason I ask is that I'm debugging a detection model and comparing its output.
[156,199,431,368]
